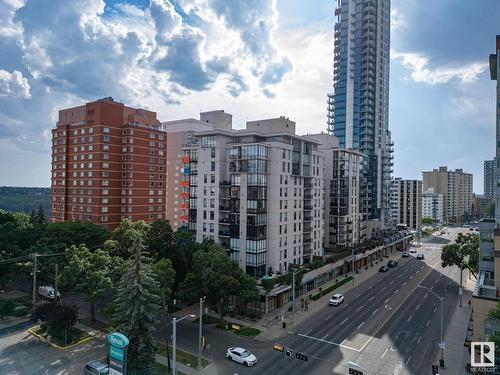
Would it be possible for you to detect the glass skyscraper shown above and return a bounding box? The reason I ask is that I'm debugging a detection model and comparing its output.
[327,0,393,226]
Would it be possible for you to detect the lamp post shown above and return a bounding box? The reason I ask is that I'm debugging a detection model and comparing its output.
[418,285,444,366]
[292,268,310,325]
[198,296,206,369]
[173,314,196,375]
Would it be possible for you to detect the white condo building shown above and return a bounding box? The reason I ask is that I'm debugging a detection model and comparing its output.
[421,188,444,224]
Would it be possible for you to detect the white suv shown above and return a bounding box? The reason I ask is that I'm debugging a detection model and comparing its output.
[226,347,257,367]
[328,294,344,306]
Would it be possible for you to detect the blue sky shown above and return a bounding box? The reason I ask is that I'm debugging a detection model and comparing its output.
[0,0,498,193]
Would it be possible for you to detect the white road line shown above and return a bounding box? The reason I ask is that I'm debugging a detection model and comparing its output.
[323,315,330,321]
[322,334,329,340]
[416,270,419,274]
[433,307,437,313]
[340,339,346,345]
[304,329,312,335]
[403,282,407,286]
[416,304,420,310]
[390,280,395,284]
[410,276,414,279]
[385,298,390,303]
[406,355,412,365]
[357,321,365,330]
[369,296,375,302]
[356,305,364,312]
[340,318,349,326]
[381,287,386,291]
[407,314,413,322]
[417,336,422,344]
[424,293,428,299]
[297,333,360,352]
[434,279,438,284]
[394,289,400,294]
[371,308,379,316]
[381,346,390,359]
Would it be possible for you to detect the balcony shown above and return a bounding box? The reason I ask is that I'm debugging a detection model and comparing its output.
[218,230,230,237]
[219,218,231,225]
[219,205,230,212]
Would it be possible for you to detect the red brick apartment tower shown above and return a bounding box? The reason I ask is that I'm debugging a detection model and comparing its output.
[51,98,167,229]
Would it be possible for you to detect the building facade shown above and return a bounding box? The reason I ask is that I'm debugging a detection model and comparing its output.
[422,166,473,224]
[327,0,393,226]
[183,115,324,277]
[421,188,444,224]
[390,178,421,231]
[51,98,167,229]
[306,133,366,250]
[484,159,495,199]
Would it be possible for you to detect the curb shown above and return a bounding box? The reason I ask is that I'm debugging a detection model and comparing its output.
[27,325,95,349]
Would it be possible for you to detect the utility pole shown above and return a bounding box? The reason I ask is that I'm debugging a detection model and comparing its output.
[54,263,59,303]
[161,295,171,372]
[173,317,177,375]
[32,253,38,305]
[292,270,296,325]
[352,247,355,286]
[459,268,463,307]
[198,296,205,369]
[440,296,445,366]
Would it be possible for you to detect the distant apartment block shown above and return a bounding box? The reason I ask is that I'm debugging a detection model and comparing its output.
[182,114,324,276]
[390,178,422,231]
[51,98,167,228]
[421,188,444,224]
[306,133,366,250]
[473,194,494,219]
[484,159,495,199]
[422,166,473,224]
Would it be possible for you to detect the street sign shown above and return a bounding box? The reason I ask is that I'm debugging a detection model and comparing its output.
[295,352,309,361]
[107,332,129,375]
[272,343,284,352]
[348,368,363,375]
[439,341,445,349]
[285,348,293,358]
[109,346,125,361]
[459,288,463,296]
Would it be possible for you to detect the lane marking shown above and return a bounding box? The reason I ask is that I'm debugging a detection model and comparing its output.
[381,287,386,291]
[416,304,421,310]
[424,293,428,299]
[390,280,395,284]
[357,321,365,330]
[340,339,346,345]
[304,329,312,335]
[369,296,375,302]
[384,298,390,303]
[407,314,413,322]
[403,282,407,286]
[371,308,379,316]
[394,289,400,294]
[381,346,390,359]
[433,307,437,313]
[339,318,349,326]
[416,270,419,274]
[356,305,365,312]
[406,355,412,365]
[297,333,361,352]
[417,336,422,344]
[322,334,329,340]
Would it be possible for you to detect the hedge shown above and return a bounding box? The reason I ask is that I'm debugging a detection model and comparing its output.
[310,277,353,301]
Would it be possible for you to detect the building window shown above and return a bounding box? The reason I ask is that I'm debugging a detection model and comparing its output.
[103,127,110,133]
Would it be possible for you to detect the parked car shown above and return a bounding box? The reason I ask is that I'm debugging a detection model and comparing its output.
[328,293,345,306]
[402,252,409,258]
[84,360,109,375]
[409,248,417,253]
[379,265,389,272]
[387,260,398,268]
[226,347,257,367]
[38,286,60,300]
[416,254,425,260]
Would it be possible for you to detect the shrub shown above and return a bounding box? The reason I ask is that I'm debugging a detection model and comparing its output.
[0,300,15,319]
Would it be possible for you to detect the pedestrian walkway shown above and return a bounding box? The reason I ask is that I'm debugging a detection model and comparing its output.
[432,275,475,375]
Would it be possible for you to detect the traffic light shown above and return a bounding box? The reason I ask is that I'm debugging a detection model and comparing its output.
[295,352,309,361]
[432,364,439,375]
[348,369,363,375]
[201,336,206,351]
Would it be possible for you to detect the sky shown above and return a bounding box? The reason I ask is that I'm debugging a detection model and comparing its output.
[0,0,498,193]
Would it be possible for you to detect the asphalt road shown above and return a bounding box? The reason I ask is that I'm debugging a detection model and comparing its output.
[213,227,465,375]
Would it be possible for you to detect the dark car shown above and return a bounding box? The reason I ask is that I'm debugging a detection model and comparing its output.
[402,252,409,258]
[379,265,389,272]
[387,260,398,268]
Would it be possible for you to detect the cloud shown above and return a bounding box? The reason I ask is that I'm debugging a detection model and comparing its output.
[391,50,488,84]
[390,8,405,32]
[0,69,30,98]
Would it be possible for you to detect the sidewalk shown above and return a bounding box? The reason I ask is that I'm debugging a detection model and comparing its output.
[432,274,474,375]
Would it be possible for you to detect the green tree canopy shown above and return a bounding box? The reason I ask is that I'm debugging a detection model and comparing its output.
[441,232,479,278]
[62,244,123,322]
[111,219,150,258]
[421,217,433,225]
[180,244,259,324]
[151,258,175,302]
[113,238,161,375]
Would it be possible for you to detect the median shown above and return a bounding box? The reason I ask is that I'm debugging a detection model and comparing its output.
[310,276,353,301]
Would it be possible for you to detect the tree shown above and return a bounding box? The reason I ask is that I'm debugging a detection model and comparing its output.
[441,233,479,278]
[111,219,150,259]
[151,258,175,302]
[180,244,259,324]
[62,244,122,322]
[0,300,15,320]
[486,202,496,218]
[113,238,161,375]
[421,217,433,225]
[34,204,48,226]
[32,303,78,344]
[145,220,175,260]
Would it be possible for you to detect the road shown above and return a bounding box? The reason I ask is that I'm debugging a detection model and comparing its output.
[202,227,465,375]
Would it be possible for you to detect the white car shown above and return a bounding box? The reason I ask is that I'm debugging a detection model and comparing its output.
[226,347,257,367]
[328,293,344,306]
[38,286,60,300]
[409,248,417,253]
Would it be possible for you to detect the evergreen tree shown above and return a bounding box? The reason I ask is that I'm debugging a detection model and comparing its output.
[113,238,161,375]
[34,204,47,225]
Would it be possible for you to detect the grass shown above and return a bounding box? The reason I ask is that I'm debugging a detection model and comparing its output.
[157,343,210,369]
[34,325,89,347]
[192,315,220,325]
[310,277,353,301]
[215,323,262,337]
[155,362,187,375]
[81,318,112,333]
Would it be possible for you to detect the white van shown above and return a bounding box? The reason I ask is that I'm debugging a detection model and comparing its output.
[38,286,60,300]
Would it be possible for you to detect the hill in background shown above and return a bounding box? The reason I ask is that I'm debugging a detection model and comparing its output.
[0,186,51,215]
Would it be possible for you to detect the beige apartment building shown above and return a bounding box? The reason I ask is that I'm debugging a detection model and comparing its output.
[422,166,473,224]
[390,178,422,231]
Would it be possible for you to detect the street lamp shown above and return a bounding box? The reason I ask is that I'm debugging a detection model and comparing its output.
[292,268,310,325]
[173,314,196,375]
[418,285,444,366]
[198,296,206,369]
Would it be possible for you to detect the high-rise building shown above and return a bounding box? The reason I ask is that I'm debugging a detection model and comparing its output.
[51,98,167,229]
[422,166,473,224]
[390,178,422,231]
[484,159,495,198]
[306,133,366,250]
[421,188,444,224]
[183,115,324,276]
[327,0,393,226]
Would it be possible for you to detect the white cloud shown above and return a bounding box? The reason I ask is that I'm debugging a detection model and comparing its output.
[0,69,30,98]
[391,8,405,32]
[391,50,488,84]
